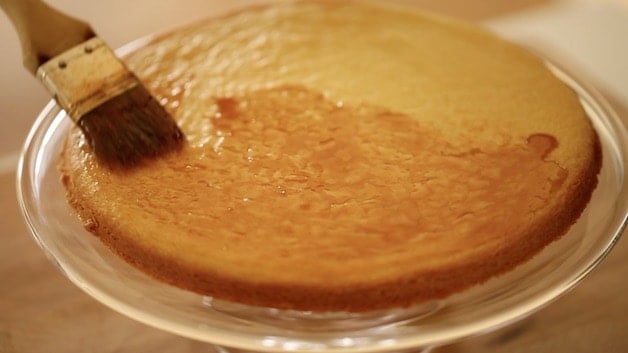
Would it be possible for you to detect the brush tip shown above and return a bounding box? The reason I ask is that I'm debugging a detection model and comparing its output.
[77,84,184,169]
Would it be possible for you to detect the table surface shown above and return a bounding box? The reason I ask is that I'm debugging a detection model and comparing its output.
[1,1,627,352]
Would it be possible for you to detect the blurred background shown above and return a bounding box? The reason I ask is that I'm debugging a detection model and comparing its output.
[1,1,627,352]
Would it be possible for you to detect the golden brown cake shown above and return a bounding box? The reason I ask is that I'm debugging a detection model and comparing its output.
[59,1,601,312]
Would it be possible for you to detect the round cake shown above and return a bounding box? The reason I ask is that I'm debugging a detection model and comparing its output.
[59,1,601,312]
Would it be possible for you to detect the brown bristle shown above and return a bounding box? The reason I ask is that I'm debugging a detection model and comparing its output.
[77,84,184,168]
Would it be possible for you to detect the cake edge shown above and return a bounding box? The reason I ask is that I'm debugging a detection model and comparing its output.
[58,128,602,312]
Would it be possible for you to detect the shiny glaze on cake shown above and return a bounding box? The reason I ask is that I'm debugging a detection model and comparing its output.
[60,1,601,311]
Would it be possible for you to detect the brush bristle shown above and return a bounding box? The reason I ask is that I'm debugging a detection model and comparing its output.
[77,84,184,168]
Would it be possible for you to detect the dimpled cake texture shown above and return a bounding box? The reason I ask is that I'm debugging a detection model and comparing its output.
[60,1,601,312]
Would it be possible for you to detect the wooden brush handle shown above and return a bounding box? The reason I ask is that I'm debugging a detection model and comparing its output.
[0,0,95,74]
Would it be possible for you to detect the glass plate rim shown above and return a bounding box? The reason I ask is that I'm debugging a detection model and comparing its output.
[15,57,628,352]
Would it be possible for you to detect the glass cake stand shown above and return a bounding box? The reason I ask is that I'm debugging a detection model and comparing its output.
[16,61,627,352]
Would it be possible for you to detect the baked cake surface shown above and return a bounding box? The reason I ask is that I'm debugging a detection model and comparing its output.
[60,1,601,312]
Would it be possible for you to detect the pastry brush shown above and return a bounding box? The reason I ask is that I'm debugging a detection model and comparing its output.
[0,0,183,168]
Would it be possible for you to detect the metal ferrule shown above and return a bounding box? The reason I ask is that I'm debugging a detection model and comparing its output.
[36,37,139,121]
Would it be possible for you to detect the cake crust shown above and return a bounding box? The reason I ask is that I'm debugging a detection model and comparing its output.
[60,1,601,312]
